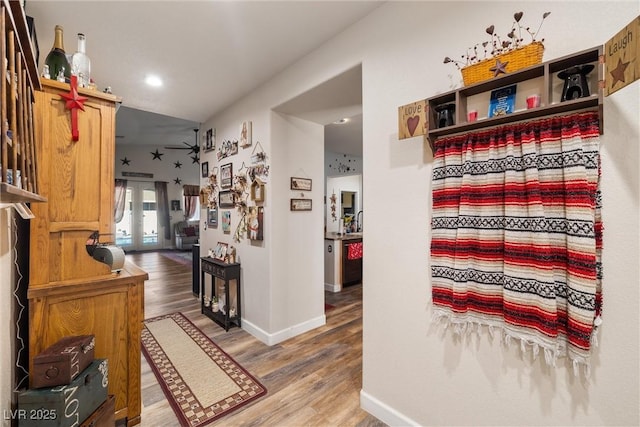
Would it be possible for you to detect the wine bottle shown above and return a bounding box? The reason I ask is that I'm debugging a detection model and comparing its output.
[44,25,70,81]
[71,33,91,88]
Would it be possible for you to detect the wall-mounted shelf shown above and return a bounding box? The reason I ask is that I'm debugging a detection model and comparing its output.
[426,46,604,148]
[1,0,43,203]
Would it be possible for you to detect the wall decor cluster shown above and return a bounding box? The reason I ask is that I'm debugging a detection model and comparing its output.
[328,154,358,174]
[201,122,270,245]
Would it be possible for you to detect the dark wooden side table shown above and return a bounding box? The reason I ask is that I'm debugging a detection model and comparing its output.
[200,257,241,331]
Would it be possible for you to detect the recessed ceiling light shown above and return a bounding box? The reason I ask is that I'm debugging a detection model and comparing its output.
[145,75,163,87]
[333,118,350,124]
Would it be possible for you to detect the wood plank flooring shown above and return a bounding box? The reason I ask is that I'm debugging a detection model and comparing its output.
[128,251,385,427]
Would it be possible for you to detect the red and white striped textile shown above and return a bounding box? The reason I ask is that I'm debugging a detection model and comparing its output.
[431,111,602,374]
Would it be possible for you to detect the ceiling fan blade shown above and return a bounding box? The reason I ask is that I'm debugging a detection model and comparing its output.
[164,145,190,150]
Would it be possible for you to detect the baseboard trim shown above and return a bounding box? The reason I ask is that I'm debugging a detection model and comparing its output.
[324,282,341,292]
[241,314,326,346]
[360,389,420,427]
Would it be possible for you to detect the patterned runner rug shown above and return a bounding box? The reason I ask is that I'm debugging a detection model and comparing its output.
[141,312,267,426]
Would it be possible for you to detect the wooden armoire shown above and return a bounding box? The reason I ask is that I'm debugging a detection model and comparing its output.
[29,79,148,426]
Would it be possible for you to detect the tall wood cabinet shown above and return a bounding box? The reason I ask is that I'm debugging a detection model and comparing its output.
[28,79,147,426]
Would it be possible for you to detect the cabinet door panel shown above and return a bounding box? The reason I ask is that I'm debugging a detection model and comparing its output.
[31,84,115,286]
[33,289,130,413]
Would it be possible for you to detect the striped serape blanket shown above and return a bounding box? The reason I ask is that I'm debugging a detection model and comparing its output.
[430,111,602,375]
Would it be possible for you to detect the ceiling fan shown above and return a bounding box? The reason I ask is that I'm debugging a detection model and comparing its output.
[164,128,200,154]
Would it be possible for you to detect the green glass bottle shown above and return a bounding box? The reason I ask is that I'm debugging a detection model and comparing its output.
[44,25,70,81]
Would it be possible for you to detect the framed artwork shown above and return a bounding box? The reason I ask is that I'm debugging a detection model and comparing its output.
[290,198,312,211]
[222,211,231,233]
[290,177,312,191]
[220,163,233,188]
[170,200,181,211]
[219,190,235,208]
[204,128,215,152]
[240,120,252,148]
[217,139,238,160]
[207,207,218,227]
[201,161,209,178]
[247,206,264,240]
[213,242,228,261]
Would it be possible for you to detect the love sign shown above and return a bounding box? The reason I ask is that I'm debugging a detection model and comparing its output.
[398,100,428,139]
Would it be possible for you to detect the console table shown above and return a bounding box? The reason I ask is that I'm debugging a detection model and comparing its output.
[200,257,241,331]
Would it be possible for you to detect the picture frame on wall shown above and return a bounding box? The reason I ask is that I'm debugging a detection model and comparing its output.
[204,128,216,152]
[219,190,235,208]
[170,200,181,211]
[247,206,264,240]
[207,207,218,227]
[222,211,231,233]
[290,177,312,191]
[240,120,252,148]
[290,198,312,211]
[220,163,233,188]
[201,161,209,178]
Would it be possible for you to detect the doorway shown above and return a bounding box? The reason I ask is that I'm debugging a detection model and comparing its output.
[115,181,162,251]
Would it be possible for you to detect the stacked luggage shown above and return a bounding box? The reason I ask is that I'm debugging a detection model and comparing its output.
[18,335,114,427]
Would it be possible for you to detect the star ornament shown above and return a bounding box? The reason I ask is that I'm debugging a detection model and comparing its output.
[120,157,131,166]
[489,59,509,77]
[609,58,630,87]
[174,161,182,168]
[151,149,164,160]
[60,75,88,141]
[174,177,182,185]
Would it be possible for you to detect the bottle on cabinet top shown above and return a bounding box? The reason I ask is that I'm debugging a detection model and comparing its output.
[44,25,70,82]
[71,33,91,88]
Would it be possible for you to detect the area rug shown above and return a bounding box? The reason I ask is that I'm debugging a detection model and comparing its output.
[160,250,193,266]
[141,312,267,426]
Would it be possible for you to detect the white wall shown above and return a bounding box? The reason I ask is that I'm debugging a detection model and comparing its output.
[202,1,639,426]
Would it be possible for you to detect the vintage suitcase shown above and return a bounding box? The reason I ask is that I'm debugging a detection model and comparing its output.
[32,335,96,389]
[80,395,115,427]
[18,359,108,427]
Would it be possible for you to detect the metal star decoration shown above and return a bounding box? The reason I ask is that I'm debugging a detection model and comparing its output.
[490,59,509,77]
[191,154,200,164]
[120,157,131,166]
[174,177,182,185]
[609,58,630,87]
[59,75,88,141]
[151,149,164,160]
[174,161,182,168]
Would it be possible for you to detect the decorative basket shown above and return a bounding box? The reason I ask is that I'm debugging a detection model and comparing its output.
[461,41,544,86]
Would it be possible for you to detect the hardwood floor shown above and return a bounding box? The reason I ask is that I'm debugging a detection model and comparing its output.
[128,251,385,427]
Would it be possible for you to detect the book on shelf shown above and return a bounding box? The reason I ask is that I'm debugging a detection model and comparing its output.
[488,84,517,118]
